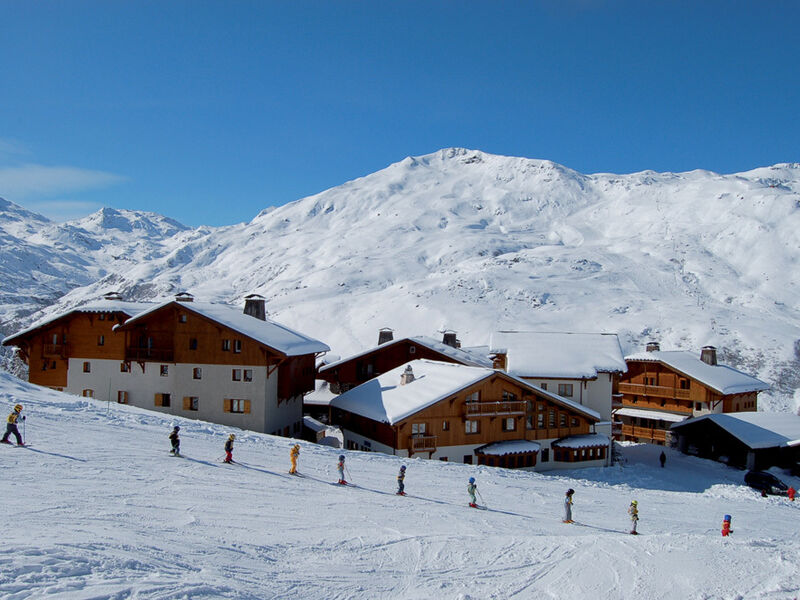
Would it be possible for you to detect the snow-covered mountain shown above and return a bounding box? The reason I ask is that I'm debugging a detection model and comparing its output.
[2,149,799,407]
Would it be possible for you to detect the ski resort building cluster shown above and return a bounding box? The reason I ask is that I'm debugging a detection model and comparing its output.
[1,292,772,472]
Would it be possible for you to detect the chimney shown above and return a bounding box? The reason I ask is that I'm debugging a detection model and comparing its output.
[442,330,459,348]
[645,341,660,352]
[700,346,717,366]
[378,328,394,345]
[103,291,123,301]
[400,365,415,385]
[243,294,266,321]
[175,292,194,302]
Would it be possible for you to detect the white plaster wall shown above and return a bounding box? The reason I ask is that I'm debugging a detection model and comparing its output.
[66,358,300,434]
[340,428,397,456]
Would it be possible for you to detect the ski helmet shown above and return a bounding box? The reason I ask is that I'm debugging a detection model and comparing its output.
[14,404,22,412]
[631,500,637,505]
[174,426,180,431]
[724,514,731,521]
[229,434,235,440]
[339,455,345,461]
[400,465,406,471]
[567,488,575,495]
[469,477,475,484]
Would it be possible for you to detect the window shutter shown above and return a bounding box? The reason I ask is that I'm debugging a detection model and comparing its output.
[183,397,191,410]
[223,398,232,413]
[244,400,251,414]
[154,393,162,407]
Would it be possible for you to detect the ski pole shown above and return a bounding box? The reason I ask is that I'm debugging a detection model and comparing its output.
[345,465,354,483]
[477,489,486,508]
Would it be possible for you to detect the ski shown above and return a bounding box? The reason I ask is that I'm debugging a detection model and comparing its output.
[469,503,487,510]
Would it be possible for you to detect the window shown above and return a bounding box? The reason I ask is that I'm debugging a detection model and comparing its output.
[465,391,480,403]
[82,389,94,398]
[502,390,517,403]
[695,402,702,411]
[548,410,556,428]
[117,391,129,404]
[233,339,242,353]
[502,417,516,432]
[541,448,550,462]
[83,362,91,373]
[232,369,242,382]
[557,383,573,397]
[465,420,479,434]
[179,314,187,323]
[224,399,250,414]
[193,368,202,380]
[571,417,579,427]
[99,314,106,321]
[120,362,129,373]
[560,413,567,427]
[155,393,171,407]
[439,457,448,462]
[243,369,253,382]
[463,455,473,465]
[183,396,199,411]
[160,365,169,377]
[189,338,198,350]
[41,362,48,371]
[411,423,427,436]
[537,413,544,428]
[97,335,105,346]
[680,379,690,390]
[409,346,416,354]
[541,383,548,391]
[442,420,450,431]
[222,339,231,352]
[632,395,638,404]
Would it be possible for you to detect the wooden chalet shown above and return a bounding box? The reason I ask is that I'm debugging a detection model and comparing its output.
[615,343,769,445]
[490,331,627,438]
[329,359,610,471]
[3,292,329,436]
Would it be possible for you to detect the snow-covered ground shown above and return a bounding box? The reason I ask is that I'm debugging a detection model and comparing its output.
[2,373,799,599]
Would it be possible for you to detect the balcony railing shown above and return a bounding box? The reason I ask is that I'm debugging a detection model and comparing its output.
[125,347,174,362]
[465,401,526,417]
[619,382,691,400]
[620,424,667,442]
[410,435,437,452]
[42,343,66,358]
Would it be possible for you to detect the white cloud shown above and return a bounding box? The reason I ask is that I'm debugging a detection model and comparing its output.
[0,164,127,199]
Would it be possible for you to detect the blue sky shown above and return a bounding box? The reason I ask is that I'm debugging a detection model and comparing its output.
[1,1,798,227]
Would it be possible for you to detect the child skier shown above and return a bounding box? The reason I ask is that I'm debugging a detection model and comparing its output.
[628,500,639,535]
[467,477,478,507]
[563,488,575,523]
[1,404,24,446]
[721,514,733,537]
[169,426,180,456]
[289,444,300,474]
[788,486,796,502]
[224,434,235,463]
[337,454,347,484]
[396,465,406,495]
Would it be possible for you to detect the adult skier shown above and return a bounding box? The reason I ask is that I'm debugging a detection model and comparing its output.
[224,434,235,464]
[289,443,300,474]
[467,477,478,507]
[659,451,666,468]
[628,500,639,534]
[1,404,24,446]
[169,426,180,456]
[563,488,575,523]
[337,455,347,484]
[396,465,407,495]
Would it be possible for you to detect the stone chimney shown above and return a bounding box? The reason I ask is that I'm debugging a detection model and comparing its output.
[243,294,266,321]
[175,292,194,302]
[103,291,123,301]
[442,330,459,348]
[378,328,394,345]
[700,346,718,366]
[646,341,660,352]
[400,365,415,386]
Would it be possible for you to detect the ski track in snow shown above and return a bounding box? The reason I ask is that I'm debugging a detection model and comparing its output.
[2,374,800,599]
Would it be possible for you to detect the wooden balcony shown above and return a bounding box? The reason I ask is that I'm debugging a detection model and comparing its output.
[620,424,667,442]
[125,347,174,362]
[619,382,691,400]
[410,435,437,453]
[465,401,526,417]
[42,343,66,358]
[612,394,624,409]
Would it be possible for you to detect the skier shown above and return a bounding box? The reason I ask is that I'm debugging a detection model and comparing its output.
[289,443,300,474]
[396,465,406,495]
[788,486,796,502]
[563,488,575,523]
[467,477,478,508]
[169,426,180,456]
[224,434,235,463]
[721,514,733,537]
[1,404,24,446]
[659,451,666,468]
[628,500,639,535]
[337,454,347,484]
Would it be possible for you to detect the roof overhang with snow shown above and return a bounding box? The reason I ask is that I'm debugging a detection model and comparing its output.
[475,440,542,456]
[614,407,688,423]
[670,412,800,450]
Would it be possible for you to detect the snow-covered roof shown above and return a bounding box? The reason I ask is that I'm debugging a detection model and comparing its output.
[302,416,328,433]
[490,331,627,379]
[625,350,769,395]
[614,407,688,423]
[118,301,329,357]
[552,433,611,449]
[304,380,338,406]
[475,440,542,456]
[671,412,800,450]
[3,300,151,345]
[330,359,492,425]
[319,336,493,372]
[330,359,601,425]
